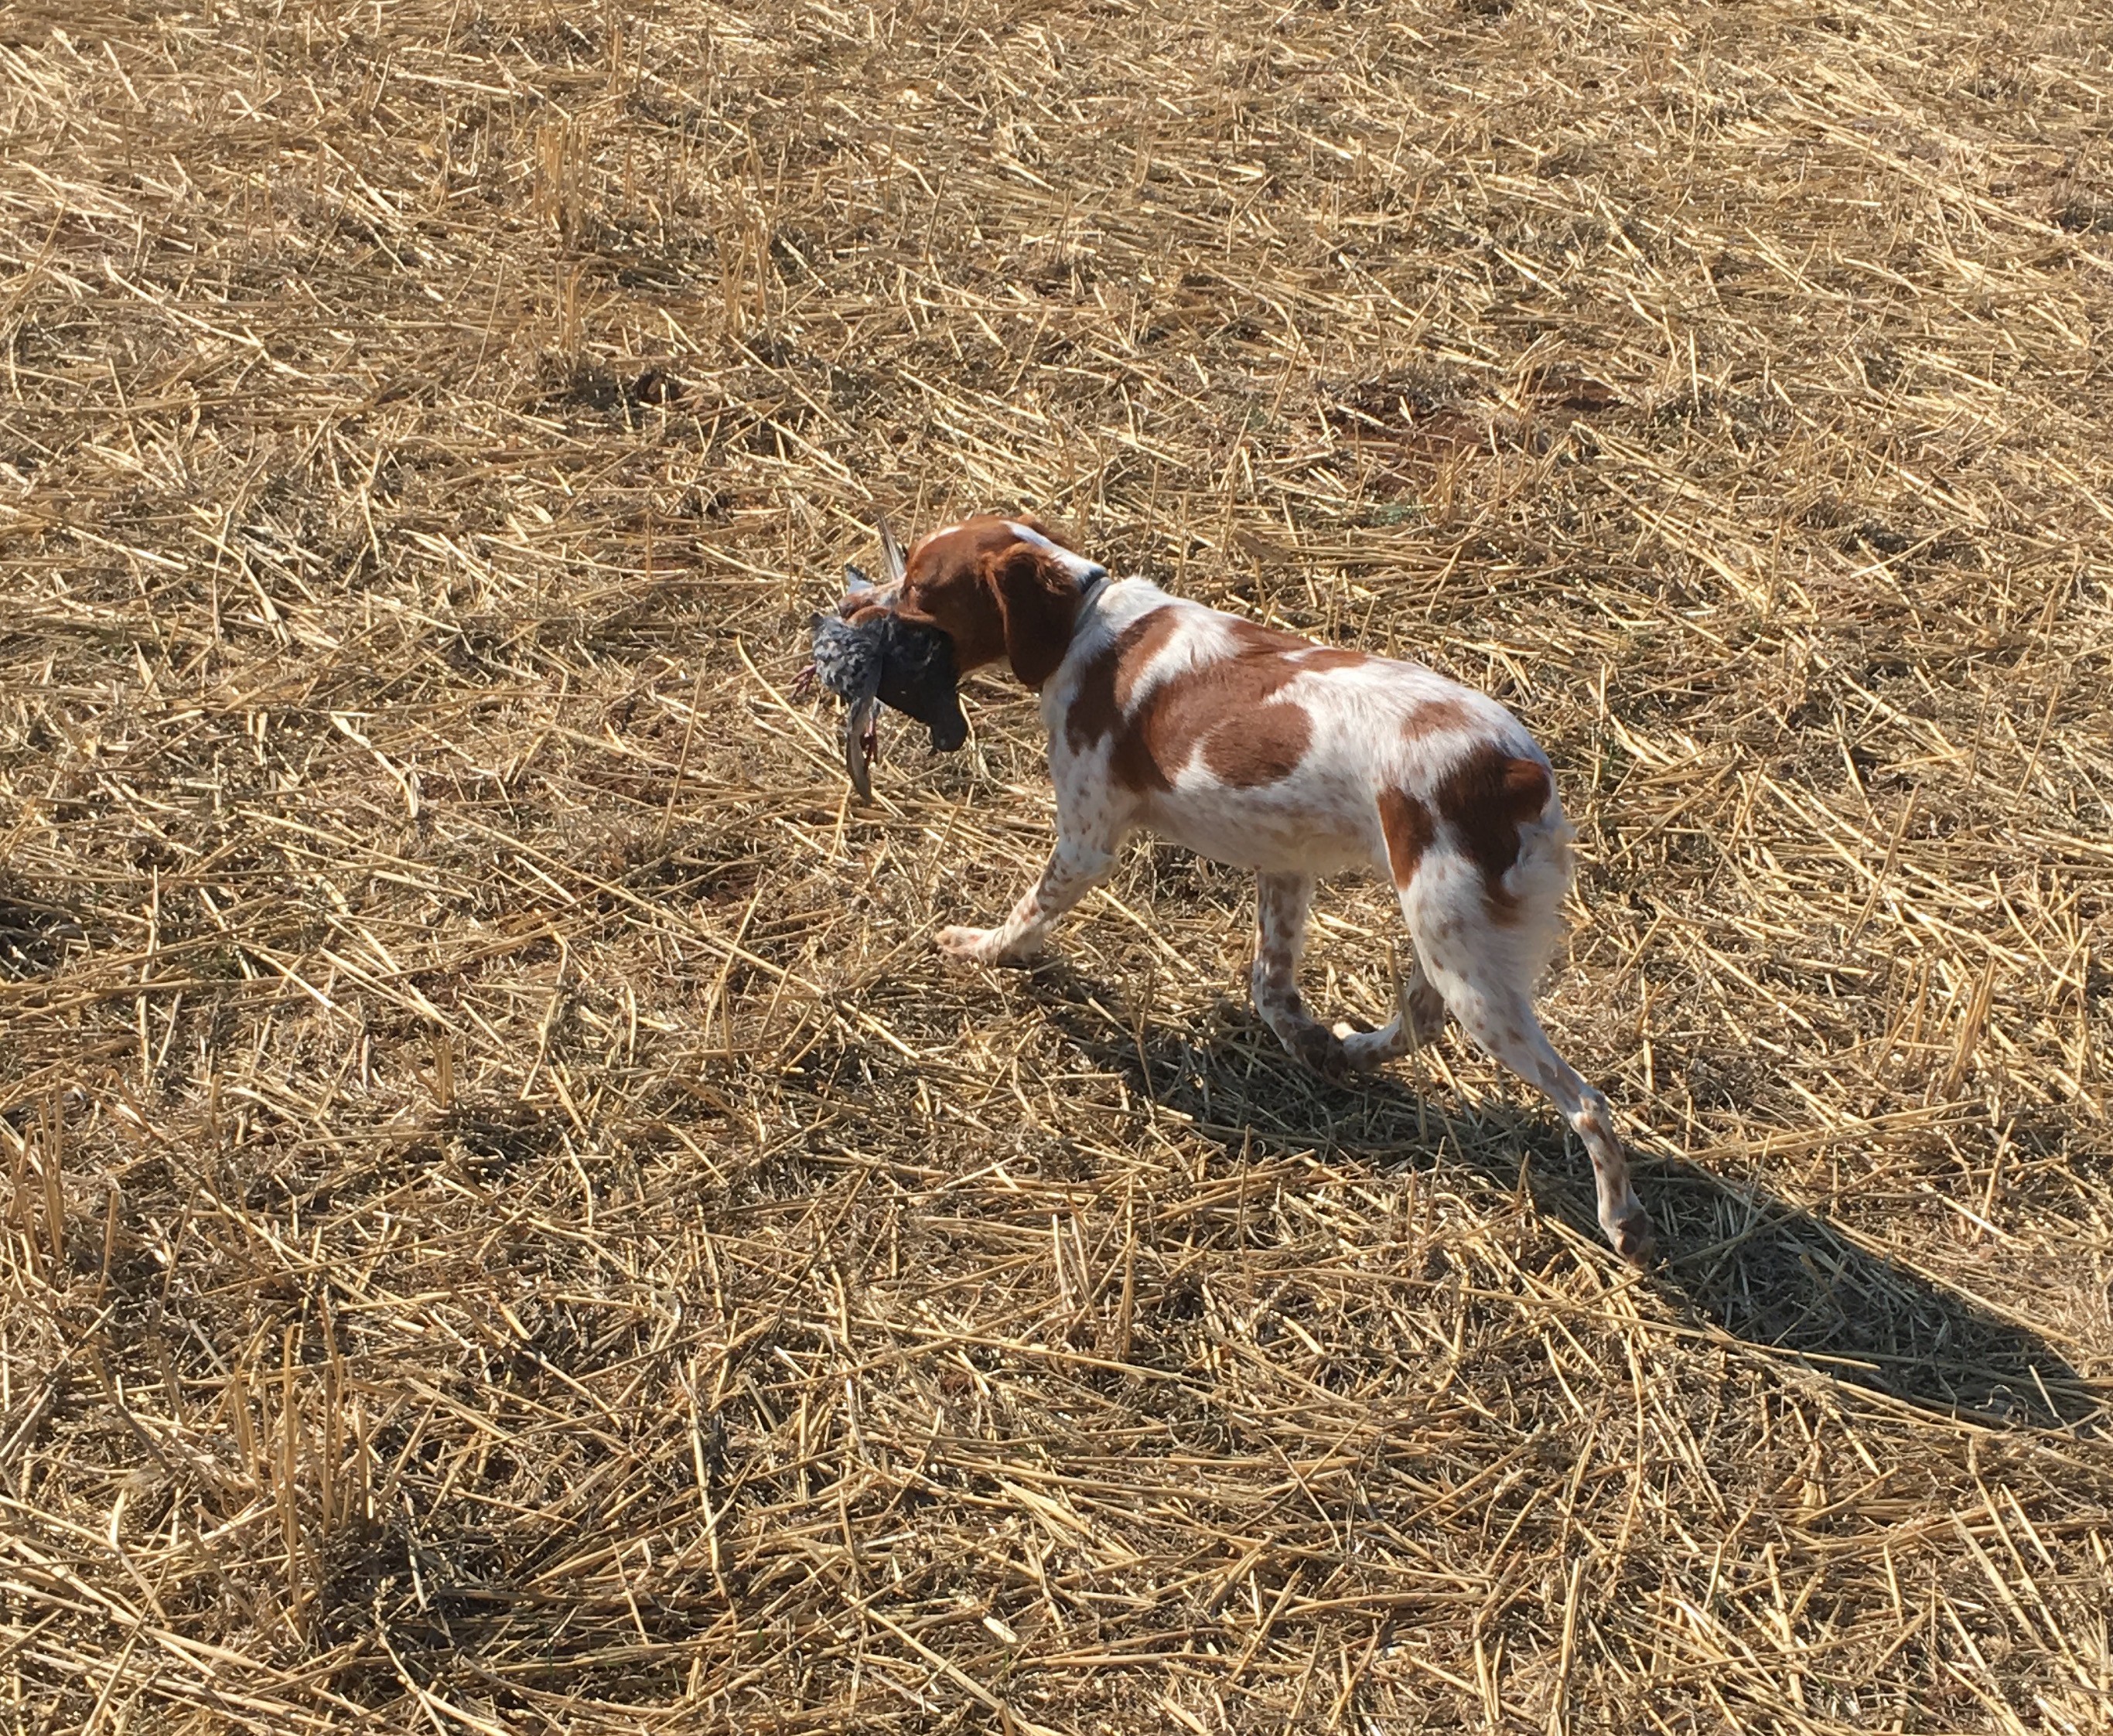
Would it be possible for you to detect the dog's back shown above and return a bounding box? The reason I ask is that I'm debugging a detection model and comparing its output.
[1043,580,1573,956]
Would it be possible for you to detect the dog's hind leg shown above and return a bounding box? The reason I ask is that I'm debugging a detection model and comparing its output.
[1401,812,1654,1264]
[1437,970,1653,1263]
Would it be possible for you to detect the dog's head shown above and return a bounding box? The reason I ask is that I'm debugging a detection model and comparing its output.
[838,515,1105,692]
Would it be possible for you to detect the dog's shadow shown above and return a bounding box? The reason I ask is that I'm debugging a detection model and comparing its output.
[1018,961,2102,1432]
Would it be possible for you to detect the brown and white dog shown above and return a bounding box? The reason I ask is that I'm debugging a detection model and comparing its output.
[841,515,1652,1262]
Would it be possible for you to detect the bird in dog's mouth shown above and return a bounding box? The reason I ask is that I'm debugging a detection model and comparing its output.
[807,519,967,799]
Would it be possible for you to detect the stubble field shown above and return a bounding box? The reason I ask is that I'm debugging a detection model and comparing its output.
[3,0,2112,1728]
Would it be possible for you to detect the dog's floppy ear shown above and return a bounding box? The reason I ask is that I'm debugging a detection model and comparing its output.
[981,543,1079,691]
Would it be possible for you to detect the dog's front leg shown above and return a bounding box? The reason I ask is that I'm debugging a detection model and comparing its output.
[938,833,1116,963]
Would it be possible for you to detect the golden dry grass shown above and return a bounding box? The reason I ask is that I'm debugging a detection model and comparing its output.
[3,0,2113,1727]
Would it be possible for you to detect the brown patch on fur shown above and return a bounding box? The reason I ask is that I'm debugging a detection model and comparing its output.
[1434,746,1553,919]
[1203,700,1311,786]
[1066,608,1183,755]
[1068,612,1367,792]
[1297,646,1368,672]
[1115,611,1187,711]
[1228,619,1371,676]
[1225,616,1295,644]
[1119,654,1308,792]
[1377,787,1436,888]
[1224,617,1319,657]
[1406,696,1476,735]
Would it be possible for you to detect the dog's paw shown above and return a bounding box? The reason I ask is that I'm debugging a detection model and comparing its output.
[1290,1025,1353,1085]
[1329,1021,1391,1073]
[936,925,995,960]
[942,930,1043,967]
[1603,1202,1657,1267]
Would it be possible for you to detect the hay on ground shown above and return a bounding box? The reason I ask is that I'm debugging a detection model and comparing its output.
[2,0,2111,1728]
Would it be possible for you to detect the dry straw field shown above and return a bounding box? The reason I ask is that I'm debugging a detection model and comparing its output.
[4,0,2113,1727]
